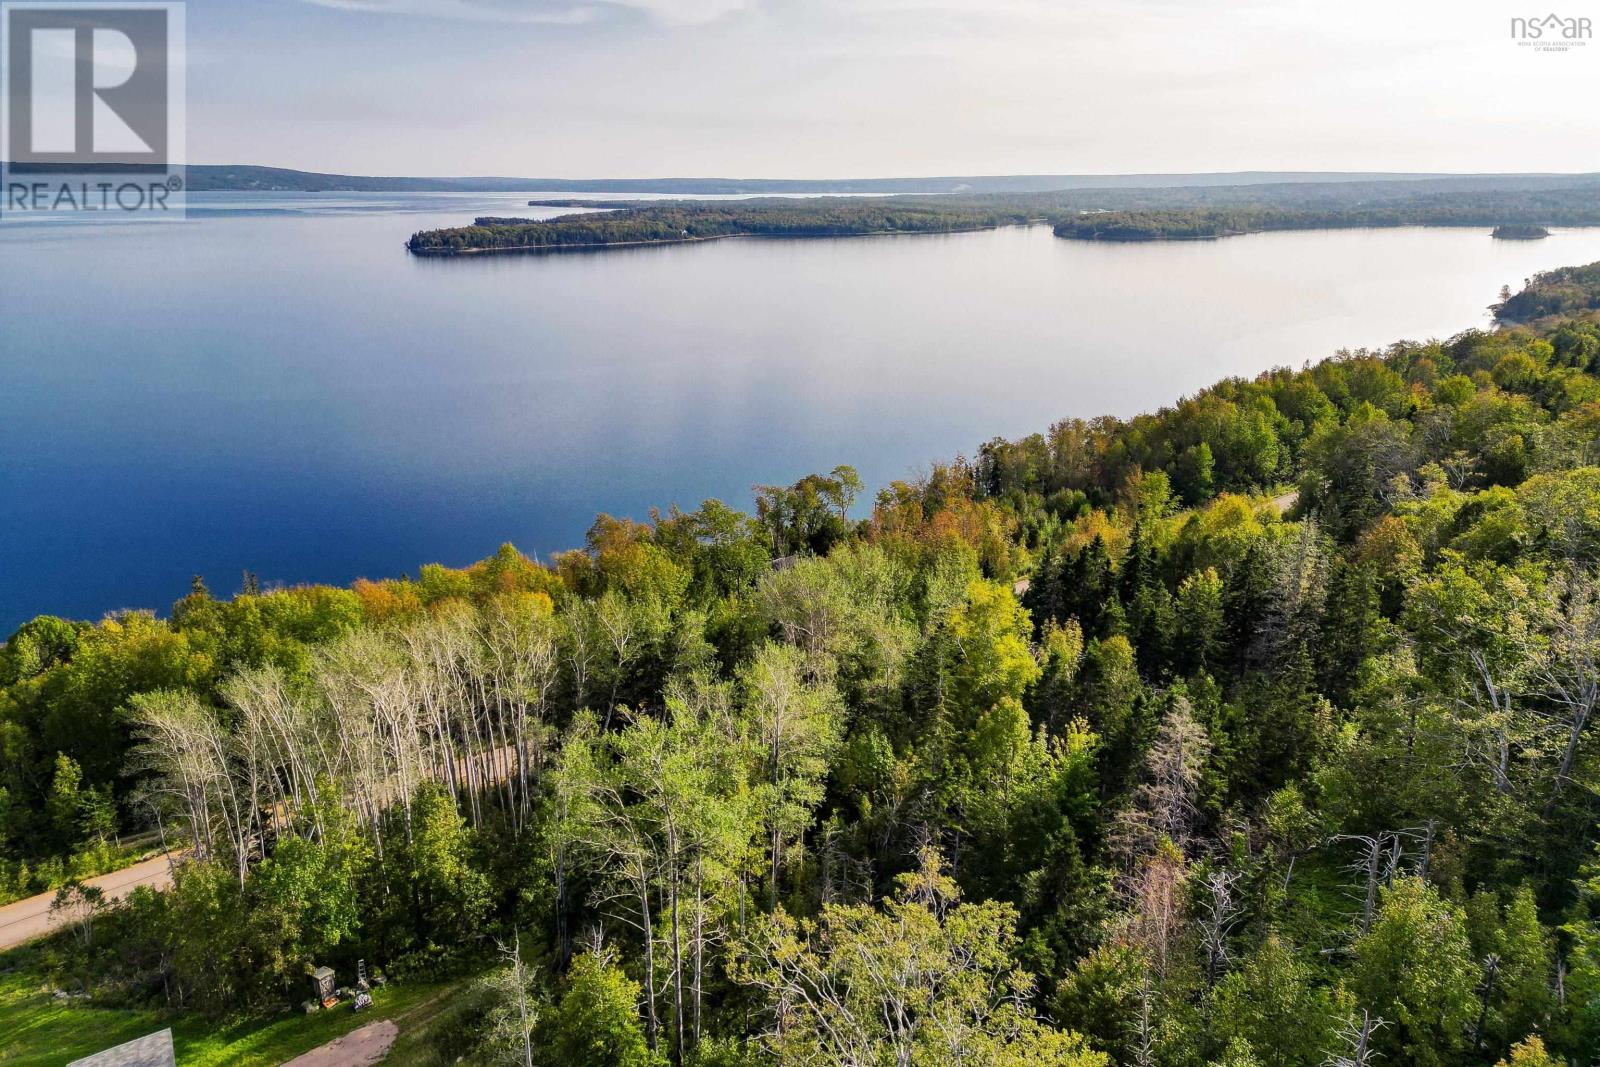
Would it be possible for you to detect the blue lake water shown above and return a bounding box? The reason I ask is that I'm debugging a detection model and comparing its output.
[6,192,1600,630]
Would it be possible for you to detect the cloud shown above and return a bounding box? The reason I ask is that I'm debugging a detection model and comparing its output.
[299,0,754,25]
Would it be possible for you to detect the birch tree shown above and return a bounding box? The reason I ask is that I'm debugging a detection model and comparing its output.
[740,641,843,908]
[553,700,755,1061]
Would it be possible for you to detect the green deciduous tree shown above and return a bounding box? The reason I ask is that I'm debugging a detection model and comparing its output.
[738,849,1107,1067]
[1209,932,1342,1067]
[46,752,84,851]
[541,952,661,1067]
[1350,877,1477,1067]
[250,794,372,987]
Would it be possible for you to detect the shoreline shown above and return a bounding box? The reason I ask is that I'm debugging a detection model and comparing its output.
[1053,222,1565,244]
[413,219,1578,256]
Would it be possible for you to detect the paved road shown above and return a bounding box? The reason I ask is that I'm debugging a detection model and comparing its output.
[0,852,178,950]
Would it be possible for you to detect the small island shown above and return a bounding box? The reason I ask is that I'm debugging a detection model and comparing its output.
[1492,224,1551,240]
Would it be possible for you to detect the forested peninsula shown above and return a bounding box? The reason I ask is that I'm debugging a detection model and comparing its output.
[12,264,1600,1066]
[407,177,1600,254]
[405,201,1034,254]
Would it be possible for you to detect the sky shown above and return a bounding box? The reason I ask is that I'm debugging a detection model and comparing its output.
[185,0,1600,177]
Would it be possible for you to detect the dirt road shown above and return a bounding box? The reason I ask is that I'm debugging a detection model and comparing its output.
[0,741,526,956]
[280,1021,398,1067]
[0,853,178,950]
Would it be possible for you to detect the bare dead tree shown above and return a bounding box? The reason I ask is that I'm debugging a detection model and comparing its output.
[1112,696,1212,868]
[1104,698,1213,981]
[496,931,536,1067]
[1324,1009,1387,1067]
[1331,828,1428,934]
[1130,976,1157,1067]
[1196,868,1243,987]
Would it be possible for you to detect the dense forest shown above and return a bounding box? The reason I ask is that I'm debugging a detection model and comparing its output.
[408,178,1600,254]
[1496,264,1600,323]
[10,263,1600,1066]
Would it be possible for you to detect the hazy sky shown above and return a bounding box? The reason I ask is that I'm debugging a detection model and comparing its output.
[189,0,1600,176]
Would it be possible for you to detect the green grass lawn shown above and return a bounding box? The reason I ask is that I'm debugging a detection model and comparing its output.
[0,961,458,1066]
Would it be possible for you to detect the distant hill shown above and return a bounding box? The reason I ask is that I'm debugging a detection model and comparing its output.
[164,165,1595,195]
[9,162,1596,195]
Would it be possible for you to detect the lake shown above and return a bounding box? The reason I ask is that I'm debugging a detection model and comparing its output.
[6,192,1600,630]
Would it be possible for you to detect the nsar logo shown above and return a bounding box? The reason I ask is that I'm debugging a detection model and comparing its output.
[1510,12,1591,50]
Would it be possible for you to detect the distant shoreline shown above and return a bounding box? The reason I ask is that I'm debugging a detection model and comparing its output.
[405,180,1600,257]
[41,162,1575,195]
[409,219,1588,257]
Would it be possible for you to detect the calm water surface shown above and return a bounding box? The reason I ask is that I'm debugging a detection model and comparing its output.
[6,192,1600,629]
